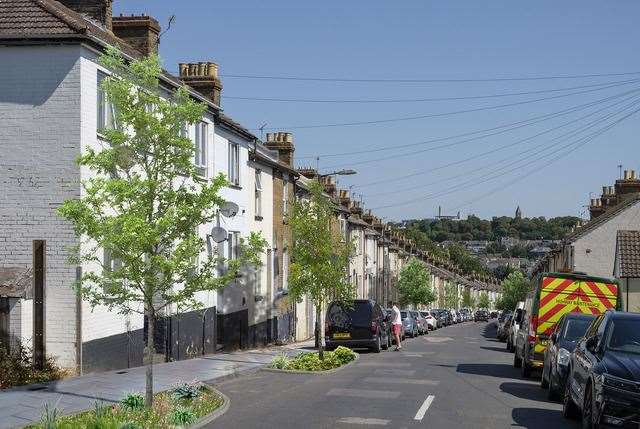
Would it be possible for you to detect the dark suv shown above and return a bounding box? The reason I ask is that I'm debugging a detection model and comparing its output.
[474,310,489,322]
[325,300,391,353]
[563,311,640,428]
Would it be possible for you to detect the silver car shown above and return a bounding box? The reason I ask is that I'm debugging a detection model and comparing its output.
[401,310,419,338]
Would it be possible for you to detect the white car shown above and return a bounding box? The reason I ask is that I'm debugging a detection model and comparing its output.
[420,310,438,330]
[507,301,525,353]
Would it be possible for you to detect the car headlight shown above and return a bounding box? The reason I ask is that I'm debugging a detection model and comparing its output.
[557,348,571,366]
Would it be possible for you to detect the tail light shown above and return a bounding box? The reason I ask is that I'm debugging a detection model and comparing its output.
[371,321,378,334]
[527,315,538,343]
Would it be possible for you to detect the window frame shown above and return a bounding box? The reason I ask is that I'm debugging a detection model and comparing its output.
[97,71,119,134]
[255,169,262,218]
[194,121,208,173]
[228,142,240,186]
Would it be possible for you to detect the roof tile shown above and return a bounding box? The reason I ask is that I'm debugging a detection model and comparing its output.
[616,230,640,277]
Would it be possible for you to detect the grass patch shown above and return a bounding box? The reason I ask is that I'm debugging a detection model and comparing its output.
[268,346,357,372]
[27,381,224,429]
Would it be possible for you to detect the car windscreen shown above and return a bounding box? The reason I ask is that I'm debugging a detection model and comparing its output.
[401,311,408,319]
[606,319,640,355]
[327,302,371,326]
[561,318,594,342]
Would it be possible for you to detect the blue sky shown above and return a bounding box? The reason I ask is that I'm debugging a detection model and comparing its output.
[115,0,640,221]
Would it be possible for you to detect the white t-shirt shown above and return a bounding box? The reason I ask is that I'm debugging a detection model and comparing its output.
[392,306,402,325]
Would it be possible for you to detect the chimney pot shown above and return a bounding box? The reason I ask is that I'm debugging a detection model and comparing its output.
[609,186,615,195]
[632,170,637,180]
[602,186,608,196]
[207,62,218,78]
[624,170,631,180]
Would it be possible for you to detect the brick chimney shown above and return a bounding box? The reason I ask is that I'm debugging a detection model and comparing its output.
[600,185,617,209]
[320,175,337,198]
[349,201,363,216]
[112,14,160,57]
[338,189,351,207]
[615,170,640,201]
[362,210,374,224]
[589,198,605,220]
[58,0,113,29]
[178,62,223,106]
[264,132,295,167]
[296,167,318,180]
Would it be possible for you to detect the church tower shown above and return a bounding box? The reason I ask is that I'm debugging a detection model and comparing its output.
[515,206,522,219]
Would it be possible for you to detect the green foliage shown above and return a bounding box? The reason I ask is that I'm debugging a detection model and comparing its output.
[496,271,530,311]
[40,402,60,429]
[0,341,66,389]
[118,423,140,429]
[171,381,202,401]
[120,393,144,410]
[478,292,491,309]
[287,181,355,357]
[397,258,435,307]
[446,243,488,275]
[169,406,196,426]
[272,347,356,372]
[443,283,459,309]
[461,288,476,308]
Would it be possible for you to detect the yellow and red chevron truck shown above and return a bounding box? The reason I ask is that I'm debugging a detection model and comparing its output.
[513,272,620,377]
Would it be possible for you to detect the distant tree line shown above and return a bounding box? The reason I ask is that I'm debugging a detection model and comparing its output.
[403,215,580,243]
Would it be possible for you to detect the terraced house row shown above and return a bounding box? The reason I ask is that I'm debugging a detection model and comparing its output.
[0,0,500,374]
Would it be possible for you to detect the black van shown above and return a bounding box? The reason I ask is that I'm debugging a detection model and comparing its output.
[325,300,391,353]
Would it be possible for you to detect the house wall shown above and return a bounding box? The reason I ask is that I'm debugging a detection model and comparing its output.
[572,201,640,278]
[0,45,83,368]
[620,278,640,313]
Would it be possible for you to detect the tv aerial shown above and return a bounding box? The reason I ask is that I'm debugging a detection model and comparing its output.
[219,201,239,218]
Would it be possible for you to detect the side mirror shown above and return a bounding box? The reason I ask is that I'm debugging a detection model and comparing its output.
[585,336,598,351]
[550,332,558,343]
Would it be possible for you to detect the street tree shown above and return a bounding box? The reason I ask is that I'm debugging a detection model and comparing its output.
[288,181,354,360]
[461,288,476,308]
[496,270,530,311]
[443,283,459,309]
[478,292,491,309]
[397,258,435,308]
[58,48,266,407]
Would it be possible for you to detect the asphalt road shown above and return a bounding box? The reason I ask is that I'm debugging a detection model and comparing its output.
[207,321,580,429]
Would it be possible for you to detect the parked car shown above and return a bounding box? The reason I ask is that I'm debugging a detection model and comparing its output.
[507,302,525,353]
[449,309,458,324]
[541,312,596,400]
[474,310,489,322]
[562,311,640,427]
[490,311,498,319]
[325,299,391,353]
[420,310,438,330]
[401,310,419,338]
[497,312,512,342]
[432,309,450,326]
[515,272,620,377]
[412,311,429,335]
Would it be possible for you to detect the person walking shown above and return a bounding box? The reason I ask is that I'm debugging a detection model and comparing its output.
[390,301,403,351]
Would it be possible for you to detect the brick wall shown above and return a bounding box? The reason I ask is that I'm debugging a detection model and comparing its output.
[0,45,83,367]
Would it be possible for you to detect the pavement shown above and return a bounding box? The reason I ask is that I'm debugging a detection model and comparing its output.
[0,340,313,429]
[206,322,580,429]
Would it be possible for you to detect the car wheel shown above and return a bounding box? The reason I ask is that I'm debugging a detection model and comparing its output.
[541,363,549,389]
[382,332,389,350]
[514,352,522,368]
[562,376,580,419]
[372,335,382,353]
[581,384,599,429]
[548,371,559,401]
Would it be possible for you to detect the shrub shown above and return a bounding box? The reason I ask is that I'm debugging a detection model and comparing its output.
[118,423,139,429]
[333,346,357,364]
[169,406,196,426]
[0,342,66,389]
[120,393,144,410]
[269,353,290,370]
[171,381,202,401]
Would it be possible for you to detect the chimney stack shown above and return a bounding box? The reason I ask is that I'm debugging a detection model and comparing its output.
[264,132,295,167]
[58,0,113,29]
[338,189,351,207]
[112,15,161,57]
[615,169,640,201]
[178,62,223,106]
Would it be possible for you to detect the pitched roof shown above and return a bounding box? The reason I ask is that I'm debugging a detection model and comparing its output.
[616,230,640,277]
[564,195,640,243]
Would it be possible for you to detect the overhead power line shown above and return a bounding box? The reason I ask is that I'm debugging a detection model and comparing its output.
[368,102,640,211]
[256,79,639,130]
[223,79,639,104]
[339,88,640,184]
[220,71,640,83]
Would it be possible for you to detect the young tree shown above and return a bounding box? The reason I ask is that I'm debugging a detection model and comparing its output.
[397,258,435,308]
[443,283,459,309]
[288,181,354,360]
[496,270,530,311]
[478,292,491,309]
[461,288,476,308]
[58,48,265,406]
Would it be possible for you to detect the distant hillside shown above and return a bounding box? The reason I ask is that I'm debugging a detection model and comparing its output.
[403,215,580,243]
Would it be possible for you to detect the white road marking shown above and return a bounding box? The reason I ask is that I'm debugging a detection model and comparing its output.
[359,362,412,368]
[337,417,390,425]
[363,376,439,386]
[424,337,452,343]
[403,352,434,357]
[373,369,416,376]
[327,388,401,399]
[413,395,435,421]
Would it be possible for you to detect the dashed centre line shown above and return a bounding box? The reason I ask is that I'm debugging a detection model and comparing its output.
[327,388,401,399]
[414,395,436,421]
[372,368,416,376]
[358,362,412,368]
[363,376,439,386]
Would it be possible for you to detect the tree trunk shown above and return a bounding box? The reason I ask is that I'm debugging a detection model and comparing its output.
[144,305,155,407]
[316,305,324,360]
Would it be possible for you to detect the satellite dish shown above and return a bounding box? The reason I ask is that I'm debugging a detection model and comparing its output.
[219,201,239,218]
[210,226,228,243]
